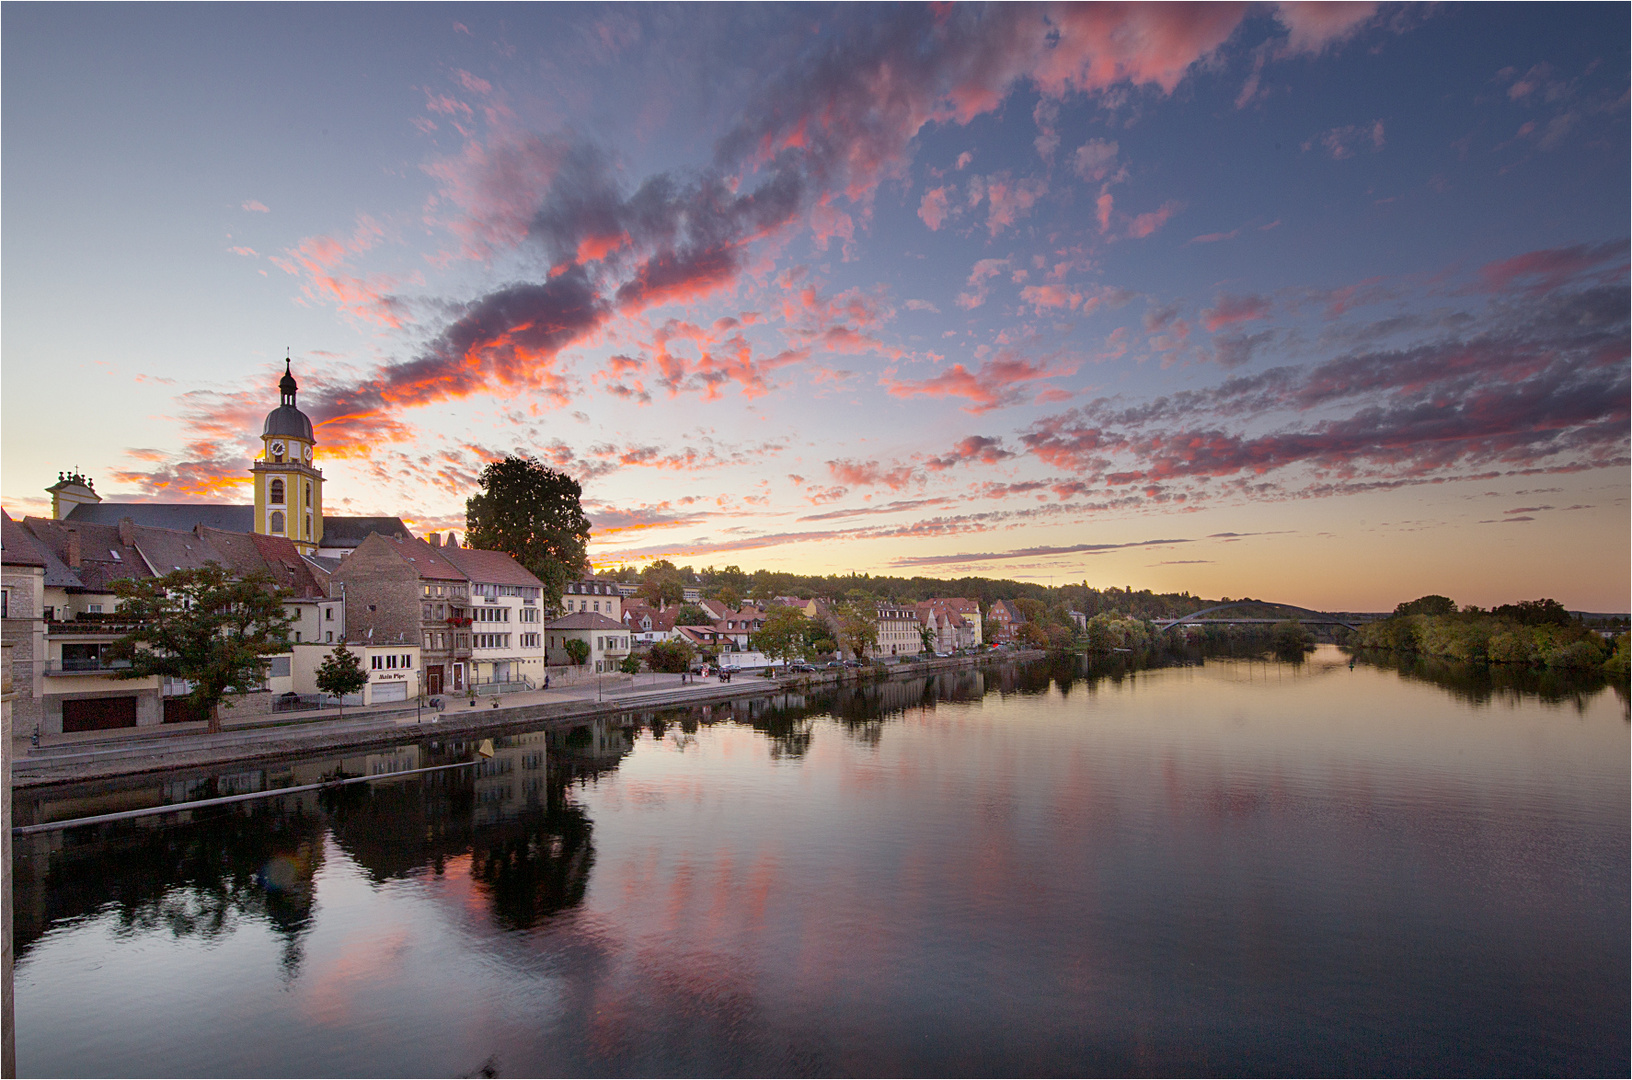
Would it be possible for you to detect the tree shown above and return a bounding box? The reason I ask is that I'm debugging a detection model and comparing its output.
[1492,598,1574,626]
[315,643,369,717]
[465,456,591,606]
[676,602,712,626]
[1394,594,1457,617]
[638,559,684,608]
[646,639,695,672]
[919,624,938,654]
[618,653,642,675]
[753,606,813,665]
[107,564,293,734]
[835,601,878,661]
[562,638,590,666]
[711,584,743,610]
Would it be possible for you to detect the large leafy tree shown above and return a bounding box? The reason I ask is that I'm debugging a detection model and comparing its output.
[675,602,712,627]
[638,559,684,607]
[835,601,878,662]
[753,605,813,665]
[465,455,591,607]
[108,564,294,734]
[315,643,370,717]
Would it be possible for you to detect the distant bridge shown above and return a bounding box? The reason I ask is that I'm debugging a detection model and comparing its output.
[1153,601,1375,633]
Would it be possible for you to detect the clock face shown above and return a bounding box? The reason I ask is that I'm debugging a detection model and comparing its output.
[270,441,285,456]
[303,445,312,462]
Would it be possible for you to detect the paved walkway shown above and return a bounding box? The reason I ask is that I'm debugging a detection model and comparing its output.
[11,671,780,771]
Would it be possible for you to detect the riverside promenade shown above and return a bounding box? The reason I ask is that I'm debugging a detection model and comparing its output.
[11,651,1038,788]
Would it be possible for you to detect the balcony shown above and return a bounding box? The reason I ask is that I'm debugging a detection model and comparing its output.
[45,658,134,676]
[47,616,146,638]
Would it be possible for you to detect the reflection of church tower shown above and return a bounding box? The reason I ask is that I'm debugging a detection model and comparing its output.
[252,357,324,556]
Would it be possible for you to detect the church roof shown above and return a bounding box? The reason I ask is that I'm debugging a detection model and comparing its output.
[262,405,314,441]
[64,502,256,532]
[318,516,411,547]
[264,358,315,441]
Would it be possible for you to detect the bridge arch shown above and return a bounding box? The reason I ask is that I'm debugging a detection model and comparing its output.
[1154,601,1361,632]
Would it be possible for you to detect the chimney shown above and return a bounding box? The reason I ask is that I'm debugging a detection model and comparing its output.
[118,517,136,548]
[446,532,458,548]
[428,533,440,547]
[65,528,82,568]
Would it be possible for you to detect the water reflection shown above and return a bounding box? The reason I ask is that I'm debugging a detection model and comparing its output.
[12,652,1629,1077]
[1355,647,1629,711]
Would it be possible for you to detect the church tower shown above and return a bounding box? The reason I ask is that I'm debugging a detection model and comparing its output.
[252,356,323,555]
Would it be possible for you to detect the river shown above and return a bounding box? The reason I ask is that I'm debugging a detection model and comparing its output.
[11,647,1629,1076]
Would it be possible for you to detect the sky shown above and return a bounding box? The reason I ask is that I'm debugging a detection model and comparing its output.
[3,3,1627,611]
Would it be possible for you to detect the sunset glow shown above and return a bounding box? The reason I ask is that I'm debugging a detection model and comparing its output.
[3,4,1626,609]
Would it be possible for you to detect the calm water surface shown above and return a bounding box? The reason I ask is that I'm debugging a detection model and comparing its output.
[12,649,1629,1076]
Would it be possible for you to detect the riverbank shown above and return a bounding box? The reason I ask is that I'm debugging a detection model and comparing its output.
[11,650,1044,788]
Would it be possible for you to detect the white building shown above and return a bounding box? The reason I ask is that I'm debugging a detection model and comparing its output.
[438,542,547,690]
[545,612,630,673]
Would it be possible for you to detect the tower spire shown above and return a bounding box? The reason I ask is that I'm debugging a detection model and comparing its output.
[279,352,298,406]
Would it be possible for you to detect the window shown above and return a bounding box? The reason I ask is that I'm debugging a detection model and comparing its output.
[305,483,311,507]
[305,516,312,539]
[294,631,301,642]
[267,657,291,678]
[89,603,103,614]
[1,590,7,619]
[270,511,285,534]
[326,631,333,643]
[593,601,600,612]
[326,607,334,621]
[269,478,285,504]
[371,655,382,670]
[401,654,412,668]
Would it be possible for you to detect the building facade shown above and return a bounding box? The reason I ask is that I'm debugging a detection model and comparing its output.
[330,532,471,696]
[437,541,547,690]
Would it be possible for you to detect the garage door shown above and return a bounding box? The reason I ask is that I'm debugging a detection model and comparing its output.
[372,681,408,703]
[62,696,138,732]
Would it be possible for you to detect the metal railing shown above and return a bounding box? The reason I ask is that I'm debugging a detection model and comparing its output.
[44,658,133,674]
[472,678,535,696]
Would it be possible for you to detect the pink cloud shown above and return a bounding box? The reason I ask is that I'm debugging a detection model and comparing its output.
[1071,138,1119,181]
[1202,293,1272,332]
[1303,120,1386,159]
[922,435,1014,470]
[957,258,1010,310]
[1128,201,1182,239]
[241,200,269,213]
[1274,2,1378,56]
[918,185,953,230]
[883,353,1076,414]
[1478,242,1627,295]
[984,174,1048,235]
[1095,192,1114,234]
[826,458,918,491]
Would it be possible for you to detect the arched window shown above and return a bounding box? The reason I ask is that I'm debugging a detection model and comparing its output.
[304,483,311,507]
[305,516,312,539]
[269,479,285,504]
[269,511,285,534]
